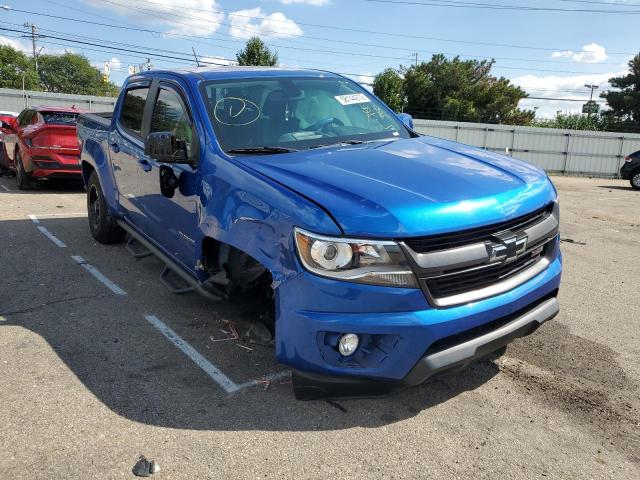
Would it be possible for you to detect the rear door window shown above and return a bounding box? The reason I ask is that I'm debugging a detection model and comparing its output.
[120,87,150,137]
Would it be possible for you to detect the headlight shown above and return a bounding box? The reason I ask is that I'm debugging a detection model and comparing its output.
[294,228,418,288]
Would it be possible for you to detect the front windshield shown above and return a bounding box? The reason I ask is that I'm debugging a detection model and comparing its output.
[200,77,411,153]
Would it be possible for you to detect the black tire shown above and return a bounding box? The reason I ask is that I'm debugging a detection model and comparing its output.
[87,171,125,244]
[0,144,9,172]
[15,151,32,190]
[630,171,640,190]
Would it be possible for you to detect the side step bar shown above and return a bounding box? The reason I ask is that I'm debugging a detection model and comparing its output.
[116,220,222,302]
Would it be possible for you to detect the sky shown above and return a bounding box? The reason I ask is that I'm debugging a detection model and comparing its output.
[0,0,638,118]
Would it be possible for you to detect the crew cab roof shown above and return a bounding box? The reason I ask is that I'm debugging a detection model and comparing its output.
[129,67,342,83]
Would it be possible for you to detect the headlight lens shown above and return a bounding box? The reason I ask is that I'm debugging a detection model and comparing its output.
[294,228,418,288]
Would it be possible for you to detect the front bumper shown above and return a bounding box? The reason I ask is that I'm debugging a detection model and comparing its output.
[276,238,562,397]
[620,161,638,180]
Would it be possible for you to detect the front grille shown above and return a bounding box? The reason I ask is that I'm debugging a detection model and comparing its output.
[424,243,549,298]
[405,203,553,253]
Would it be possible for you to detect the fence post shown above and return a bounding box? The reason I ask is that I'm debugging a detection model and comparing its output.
[563,133,571,175]
[483,127,488,150]
[455,125,459,142]
[617,136,625,178]
[510,129,516,157]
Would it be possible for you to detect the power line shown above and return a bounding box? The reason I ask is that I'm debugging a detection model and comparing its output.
[2,10,628,76]
[10,4,635,57]
[357,0,640,13]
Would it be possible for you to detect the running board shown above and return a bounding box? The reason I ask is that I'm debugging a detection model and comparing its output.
[126,235,154,259]
[116,220,222,302]
[160,266,195,295]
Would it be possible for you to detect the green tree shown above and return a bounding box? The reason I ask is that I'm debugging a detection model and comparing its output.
[0,45,40,90]
[403,54,533,125]
[373,68,406,112]
[531,112,620,131]
[602,53,640,122]
[236,37,278,66]
[37,53,119,96]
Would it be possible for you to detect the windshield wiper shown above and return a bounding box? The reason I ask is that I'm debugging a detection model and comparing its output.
[227,146,299,155]
[310,140,366,149]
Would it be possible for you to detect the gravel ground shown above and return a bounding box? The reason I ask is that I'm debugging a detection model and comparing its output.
[0,173,638,479]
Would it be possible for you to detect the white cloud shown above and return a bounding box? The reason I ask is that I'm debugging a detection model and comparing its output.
[279,0,331,5]
[0,35,30,53]
[83,0,224,36]
[512,70,626,118]
[551,43,608,64]
[229,8,303,39]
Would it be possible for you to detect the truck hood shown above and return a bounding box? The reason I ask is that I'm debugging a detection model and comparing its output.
[241,136,556,238]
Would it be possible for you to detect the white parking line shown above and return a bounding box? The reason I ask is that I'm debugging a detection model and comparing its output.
[71,255,127,295]
[31,212,86,218]
[1,185,14,192]
[144,314,240,393]
[28,214,40,224]
[37,226,67,248]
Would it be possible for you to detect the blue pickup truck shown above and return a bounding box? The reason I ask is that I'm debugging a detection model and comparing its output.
[77,67,562,399]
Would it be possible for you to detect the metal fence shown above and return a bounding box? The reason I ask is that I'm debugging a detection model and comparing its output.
[0,88,116,113]
[413,119,640,177]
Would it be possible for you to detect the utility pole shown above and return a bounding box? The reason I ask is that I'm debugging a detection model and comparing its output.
[413,52,419,66]
[23,22,42,73]
[584,84,599,119]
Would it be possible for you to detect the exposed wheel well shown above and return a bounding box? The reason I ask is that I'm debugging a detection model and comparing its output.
[201,236,272,288]
[201,237,275,329]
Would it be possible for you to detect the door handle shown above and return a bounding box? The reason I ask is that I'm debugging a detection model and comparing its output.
[110,142,120,153]
[138,158,152,172]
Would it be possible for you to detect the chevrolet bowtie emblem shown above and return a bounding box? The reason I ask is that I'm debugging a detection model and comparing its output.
[489,231,528,264]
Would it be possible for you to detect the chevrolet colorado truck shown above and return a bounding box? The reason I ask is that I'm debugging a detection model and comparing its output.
[77,68,562,399]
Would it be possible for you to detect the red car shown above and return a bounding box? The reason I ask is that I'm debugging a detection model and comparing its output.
[1,106,85,189]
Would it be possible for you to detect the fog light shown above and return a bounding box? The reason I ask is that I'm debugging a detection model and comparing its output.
[338,333,359,356]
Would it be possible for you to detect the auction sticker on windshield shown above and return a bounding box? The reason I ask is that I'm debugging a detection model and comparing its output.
[334,94,371,106]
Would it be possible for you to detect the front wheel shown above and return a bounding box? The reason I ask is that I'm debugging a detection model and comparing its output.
[87,171,125,244]
[630,171,640,190]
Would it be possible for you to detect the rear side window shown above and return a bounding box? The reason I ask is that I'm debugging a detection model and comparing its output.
[150,87,192,151]
[120,87,149,136]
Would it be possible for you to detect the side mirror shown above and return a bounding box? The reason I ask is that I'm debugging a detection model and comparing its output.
[1,120,12,129]
[397,113,414,130]
[144,132,189,163]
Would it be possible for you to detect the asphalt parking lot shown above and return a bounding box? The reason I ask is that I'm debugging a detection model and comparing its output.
[0,174,639,479]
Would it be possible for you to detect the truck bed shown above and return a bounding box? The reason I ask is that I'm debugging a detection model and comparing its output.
[78,111,112,130]
[77,111,112,150]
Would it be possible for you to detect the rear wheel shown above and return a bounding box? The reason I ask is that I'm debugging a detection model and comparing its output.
[631,171,640,190]
[15,152,32,190]
[87,171,125,244]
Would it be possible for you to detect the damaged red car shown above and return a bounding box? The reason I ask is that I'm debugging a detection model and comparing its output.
[1,106,85,189]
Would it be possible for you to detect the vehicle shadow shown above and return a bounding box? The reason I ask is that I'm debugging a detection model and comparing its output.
[597,184,636,192]
[0,174,84,193]
[0,216,500,432]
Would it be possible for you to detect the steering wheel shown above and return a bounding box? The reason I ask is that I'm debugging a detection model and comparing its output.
[304,116,344,132]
